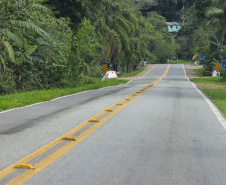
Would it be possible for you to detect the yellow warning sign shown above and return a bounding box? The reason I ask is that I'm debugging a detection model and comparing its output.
[193,55,199,61]
[216,63,221,72]
[102,64,107,74]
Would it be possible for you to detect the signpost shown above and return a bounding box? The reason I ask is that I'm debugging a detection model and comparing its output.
[216,63,221,72]
[216,63,221,77]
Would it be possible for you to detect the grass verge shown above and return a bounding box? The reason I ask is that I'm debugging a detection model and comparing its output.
[193,68,205,77]
[201,89,226,117]
[169,60,191,64]
[191,77,226,88]
[190,76,226,117]
[119,66,147,78]
[0,79,127,112]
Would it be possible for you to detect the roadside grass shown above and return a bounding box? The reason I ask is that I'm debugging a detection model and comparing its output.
[190,77,226,88]
[169,60,191,64]
[0,78,127,112]
[190,64,203,66]
[119,66,147,78]
[190,74,226,117]
[193,68,205,77]
[200,89,226,117]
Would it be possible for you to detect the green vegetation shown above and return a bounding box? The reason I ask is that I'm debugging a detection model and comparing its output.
[0,78,127,112]
[191,77,226,88]
[191,75,226,117]
[119,66,147,78]
[169,60,191,64]
[193,69,205,77]
[176,0,226,81]
[0,0,180,95]
[201,89,226,117]
[3,0,226,113]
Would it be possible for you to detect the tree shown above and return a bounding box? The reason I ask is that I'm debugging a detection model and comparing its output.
[146,11,168,30]
[132,0,157,10]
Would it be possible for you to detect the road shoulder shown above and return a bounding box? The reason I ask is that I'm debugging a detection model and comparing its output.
[183,64,203,79]
[118,64,155,81]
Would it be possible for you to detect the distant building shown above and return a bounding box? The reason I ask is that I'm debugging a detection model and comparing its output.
[166,22,183,34]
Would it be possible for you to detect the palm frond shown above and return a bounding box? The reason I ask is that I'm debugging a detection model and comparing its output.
[0,55,6,72]
[32,4,52,14]
[114,25,130,51]
[115,16,131,34]
[16,45,38,63]
[206,19,220,27]
[6,31,28,49]
[31,0,49,4]
[212,34,221,46]
[33,49,58,64]
[206,7,223,17]
[0,40,16,63]
[125,20,135,36]
[11,20,54,43]
[26,45,38,56]
[23,33,40,45]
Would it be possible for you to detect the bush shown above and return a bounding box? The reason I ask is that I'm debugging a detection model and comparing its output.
[0,73,17,94]
[222,69,226,81]
[87,61,102,78]
[77,74,96,85]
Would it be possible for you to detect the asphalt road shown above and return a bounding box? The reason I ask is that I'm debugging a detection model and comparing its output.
[1,64,226,185]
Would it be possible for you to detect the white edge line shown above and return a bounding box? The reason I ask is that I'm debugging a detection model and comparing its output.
[0,65,156,114]
[126,64,156,84]
[182,64,226,130]
[0,85,119,114]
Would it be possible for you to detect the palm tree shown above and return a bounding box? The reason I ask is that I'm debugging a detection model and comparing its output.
[206,0,226,30]
[0,0,56,73]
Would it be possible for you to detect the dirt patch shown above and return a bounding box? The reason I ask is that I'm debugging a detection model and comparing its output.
[184,64,203,79]
[118,64,155,81]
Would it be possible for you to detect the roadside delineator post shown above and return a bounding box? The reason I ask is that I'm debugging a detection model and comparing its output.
[216,63,221,77]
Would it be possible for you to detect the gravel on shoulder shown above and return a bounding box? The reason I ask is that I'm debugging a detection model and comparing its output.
[184,64,203,79]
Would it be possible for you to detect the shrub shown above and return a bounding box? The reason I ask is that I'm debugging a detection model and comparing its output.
[0,73,16,94]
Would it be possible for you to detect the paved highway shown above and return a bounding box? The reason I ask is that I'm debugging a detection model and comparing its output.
[1,64,226,185]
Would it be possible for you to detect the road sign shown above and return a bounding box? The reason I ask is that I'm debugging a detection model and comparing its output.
[102,64,107,74]
[196,56,199,61]
[216,63,221,72]
[221,60,226,69]
[200,55,205,61]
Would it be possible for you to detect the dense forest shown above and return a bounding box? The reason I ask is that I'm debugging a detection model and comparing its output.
[177,0,226,81]
[0,0,225,94]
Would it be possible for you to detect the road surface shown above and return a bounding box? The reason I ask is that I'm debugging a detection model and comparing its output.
[1,64,226,185]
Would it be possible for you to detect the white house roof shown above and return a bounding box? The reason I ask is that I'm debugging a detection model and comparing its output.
[166,22,183,26]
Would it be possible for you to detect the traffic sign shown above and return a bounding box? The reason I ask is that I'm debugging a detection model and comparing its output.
[102,64,107,74]
[200,55,205,61]
[221,60,226,69]
[216,63,221,72]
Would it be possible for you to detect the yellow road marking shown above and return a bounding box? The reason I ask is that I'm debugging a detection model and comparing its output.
[2,65,171,185]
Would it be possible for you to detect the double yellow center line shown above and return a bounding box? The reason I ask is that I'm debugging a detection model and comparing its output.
[0,65,170,185]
